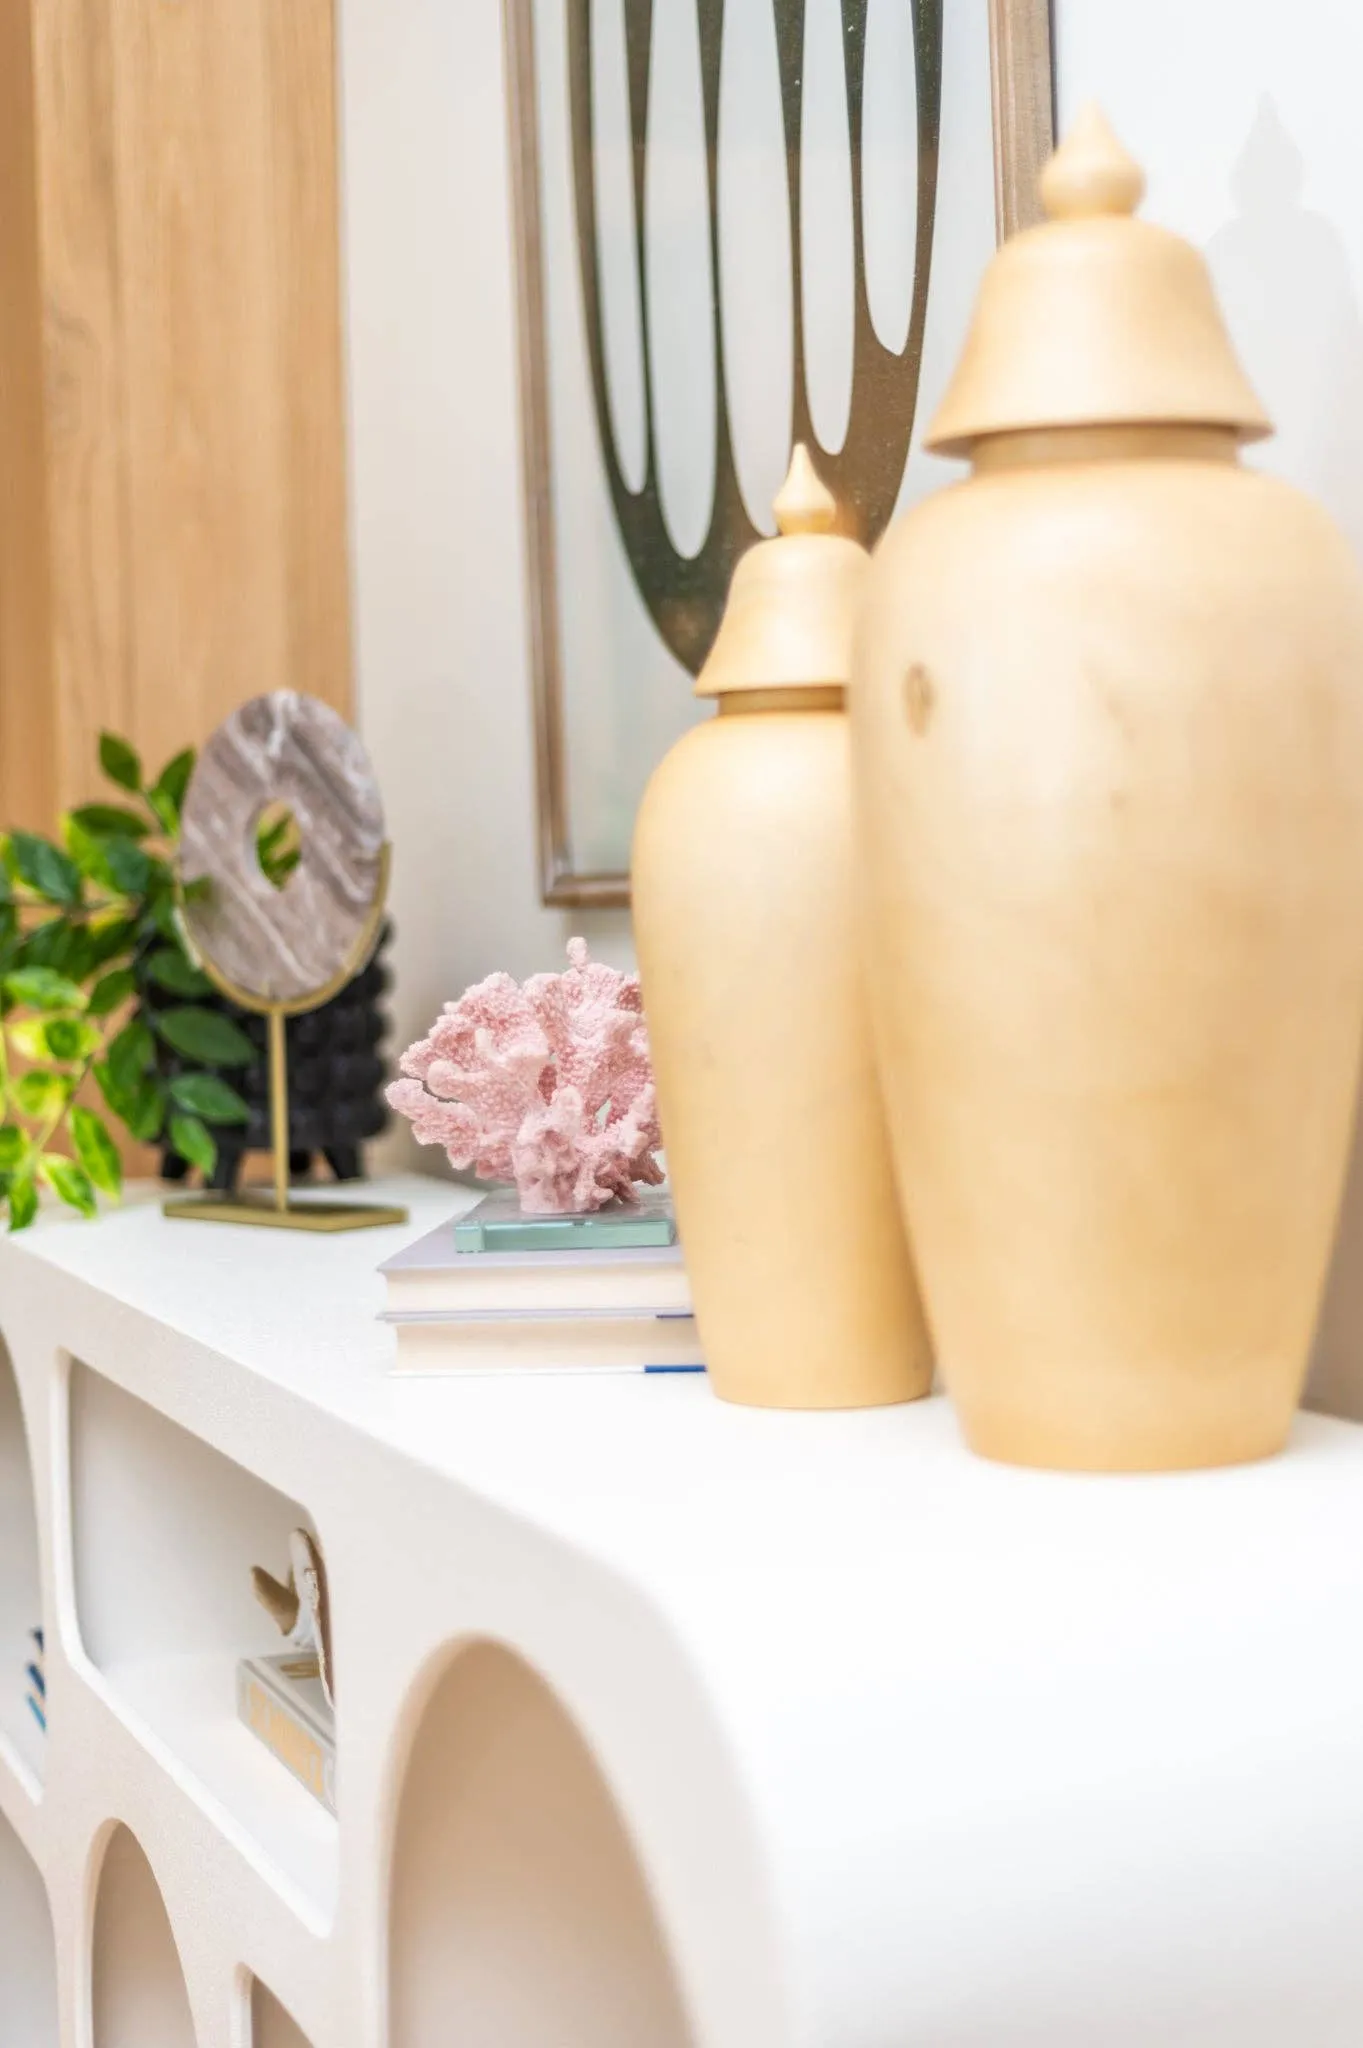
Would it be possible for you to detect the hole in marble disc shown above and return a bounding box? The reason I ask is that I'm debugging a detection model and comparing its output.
[254,802,303,891]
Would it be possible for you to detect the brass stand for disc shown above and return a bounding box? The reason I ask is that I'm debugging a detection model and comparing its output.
[164,849,408,1233]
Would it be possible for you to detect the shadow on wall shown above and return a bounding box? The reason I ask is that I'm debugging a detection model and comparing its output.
[1220,100,1363,1416]
[1207,96,1363,558]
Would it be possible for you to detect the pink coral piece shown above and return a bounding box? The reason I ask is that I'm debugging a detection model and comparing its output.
[387,939,664,1213]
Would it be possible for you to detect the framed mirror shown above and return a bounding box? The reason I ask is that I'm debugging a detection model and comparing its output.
[507,0,1055,905]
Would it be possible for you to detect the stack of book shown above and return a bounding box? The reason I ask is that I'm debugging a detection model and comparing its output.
[378,1190,704,1376]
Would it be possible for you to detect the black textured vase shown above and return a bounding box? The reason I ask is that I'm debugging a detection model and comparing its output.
[151,924,394,1191]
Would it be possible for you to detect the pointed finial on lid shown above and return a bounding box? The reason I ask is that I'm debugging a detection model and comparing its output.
[926,100,1270,455]
[774,443,837,535]
[693,445,866,699]
[1040,103,1146,220]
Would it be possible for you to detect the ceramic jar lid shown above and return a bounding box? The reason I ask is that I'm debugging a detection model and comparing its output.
[695,446,867,698]
[927,105,1272,458]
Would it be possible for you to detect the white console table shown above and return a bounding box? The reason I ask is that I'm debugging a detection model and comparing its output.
[1,1174,1362,2046]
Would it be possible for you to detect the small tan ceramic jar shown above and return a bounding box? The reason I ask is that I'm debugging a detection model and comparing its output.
[852,110,1363,1470]
[633,452,931,1409]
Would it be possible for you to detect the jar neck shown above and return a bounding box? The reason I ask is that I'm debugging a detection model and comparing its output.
[970,423,1241,474]
[715,686,845,716]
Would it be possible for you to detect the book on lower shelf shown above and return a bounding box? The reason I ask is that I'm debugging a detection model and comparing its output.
[237,1650,336,1814]
[378,1206,705,1377]
[26,1625,45,1735]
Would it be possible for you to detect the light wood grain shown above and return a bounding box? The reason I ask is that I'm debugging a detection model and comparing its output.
[30,0,137,800]
[0,0,58,832]
[263,0,352,715]
[7,0,351,819]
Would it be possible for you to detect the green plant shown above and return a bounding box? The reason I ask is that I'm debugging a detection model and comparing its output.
[0,732,262,1230]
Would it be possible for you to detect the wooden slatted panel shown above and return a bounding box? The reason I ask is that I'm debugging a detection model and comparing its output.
[2,0,352,820]
[0,0,58,832]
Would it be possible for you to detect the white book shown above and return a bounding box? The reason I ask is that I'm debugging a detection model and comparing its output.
[389,1309,704,1377]
[379,1214,692,1318]
[237,1650,336,1813]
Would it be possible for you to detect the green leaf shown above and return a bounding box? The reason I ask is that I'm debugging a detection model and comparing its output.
[148,748,195,836]
[10,918,90,983]
[93,1061,133,1123]
[8,1172,37,1231]
[151,747,195,815]
[94,1060,163,1144]
[106,1018,156,1095]
[89,967,136,1017]
[168,1072,250,1124]
[66,816,152,898]
[256,813,290,860]
[59,933,99,984]
[9,832,81,906]
[3,965,87,1011]
[42,1016,101,1064]
[145,946,211,998]
[262,846,301,889]
[101,836,152,896]
[128,1076,166,1142]
[99,732,142,793]
[69,803,150,841]
[14,1072,70,1121]
[7,1020,50,1062]
[86,915,139,969]
[63,816,115,883]
[255,809,302,889]
[70,1105,122,1195]
[154,1006,254,1067]
[39,1154,97,1217]
[169,1111,217,1176]
[0,1126,29,1171]
[146,790,176,836]
[147,890,182,941]
[12,917,70,970]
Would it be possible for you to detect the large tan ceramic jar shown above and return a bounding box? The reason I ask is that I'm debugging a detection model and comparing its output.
[851,111,1363,1470]
[633,453,931,1408]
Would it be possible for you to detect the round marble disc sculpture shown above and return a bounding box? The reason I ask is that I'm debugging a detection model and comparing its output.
[168,691,407,1231]
[179,692,386,1008]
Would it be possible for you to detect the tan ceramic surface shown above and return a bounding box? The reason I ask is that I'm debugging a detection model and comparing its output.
[852,113,1363,1470]
[634,451,931,1409]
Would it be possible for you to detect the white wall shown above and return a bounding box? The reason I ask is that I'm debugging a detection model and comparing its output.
[1055,3,1363,564]
[337,0,634,1173]
[1055,8,1363,1416]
